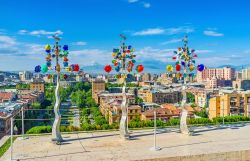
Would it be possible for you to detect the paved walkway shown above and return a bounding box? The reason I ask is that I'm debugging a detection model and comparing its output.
[2,124,250,161]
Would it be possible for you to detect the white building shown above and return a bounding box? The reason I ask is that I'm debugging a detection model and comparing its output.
[19,71,33,82]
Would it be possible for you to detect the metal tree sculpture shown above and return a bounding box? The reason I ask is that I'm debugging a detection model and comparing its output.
[166,36,204,135]
[34,35,80,143]
[104,34,144,139]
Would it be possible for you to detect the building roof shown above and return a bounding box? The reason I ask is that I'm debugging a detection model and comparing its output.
[99,93,134,97]
[161,103,177,111]
[31,78,45,83]
[92,79,105,83]
[0,92,14,101]
[185,106,195,112]
[142,108,172,117]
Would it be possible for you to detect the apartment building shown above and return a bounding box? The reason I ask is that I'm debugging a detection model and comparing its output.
[209,93,250,119]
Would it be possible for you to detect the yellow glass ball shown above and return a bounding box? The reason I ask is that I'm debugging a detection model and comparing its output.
[122,53,126,57]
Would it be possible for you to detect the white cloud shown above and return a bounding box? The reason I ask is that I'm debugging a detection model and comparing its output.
[133,26,194,36]
[18,30,28,35]
[18,29,63,37]
[195,50,213,53]
[128,0,151,8]
[136,47,175,63]
[161,38,182,45]
[133,28,165,36]
[69,49,110,67]
[0,35,16,48]
[165,27,194,35]
[24,43,44,55]
[128,0,139,3]
[143,2,151,8]
[72,41,87,46]
[204,30,224,37]
[244,50,250,54]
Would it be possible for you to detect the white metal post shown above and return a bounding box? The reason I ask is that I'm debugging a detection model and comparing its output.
[222,99,225,125]
[22,106,24,139]
[150,111,161,151]
[127,105,129,132]
[154,111,156,147]
[10,117,13,161]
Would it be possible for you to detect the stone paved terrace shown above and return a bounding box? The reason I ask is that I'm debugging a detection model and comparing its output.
[2,124,250,161]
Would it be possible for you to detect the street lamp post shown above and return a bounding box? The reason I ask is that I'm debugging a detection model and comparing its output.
[104,34,144,139]
[166,36,205,135]
[222,99,225,125]
[150,110,161,151]
[34,35,80,143]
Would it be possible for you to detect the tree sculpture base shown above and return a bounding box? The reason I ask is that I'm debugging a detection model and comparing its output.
[120,82,130,140]
[120,116,130,140]
[180,108,191,135]
[52,74,63,143]
[180,84,191,135]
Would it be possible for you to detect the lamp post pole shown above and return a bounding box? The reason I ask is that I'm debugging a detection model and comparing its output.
[10,117,13,161]
[222,99,225,125]
[21,106,25,139]
[150,110,161,151]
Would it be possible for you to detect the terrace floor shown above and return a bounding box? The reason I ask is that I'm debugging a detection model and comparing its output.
[2,124,250,161]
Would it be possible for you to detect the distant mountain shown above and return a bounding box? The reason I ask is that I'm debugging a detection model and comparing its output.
[80,63,105,74]
[80,61,169,74]
[1,64,250,75]
[0,71,19,76]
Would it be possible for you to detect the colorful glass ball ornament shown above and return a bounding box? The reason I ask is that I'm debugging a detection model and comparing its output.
[34,37,80,78]
[104,35,144,80]
[104,65,112,73]
[63,45,69,51]
[166,65,173,72]
[63,74,68,80]
[197,64,205,72]
[34,65,41,73]
[41,64,48,73]
[175,64,181,71]
[136,64,144,73]
[70,64,80,72]
[166,36,205,80]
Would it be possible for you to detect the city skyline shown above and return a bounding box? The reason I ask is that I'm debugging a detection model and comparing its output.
[1,0,250,72]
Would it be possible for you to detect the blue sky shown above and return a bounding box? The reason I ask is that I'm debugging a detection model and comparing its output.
[1,0,250,72]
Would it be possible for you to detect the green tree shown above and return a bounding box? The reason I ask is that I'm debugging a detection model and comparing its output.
[71,90,87,108]
[194,108,208,118]
[187,92,195,103]
[16,83,30,90]
[135,97,144,104]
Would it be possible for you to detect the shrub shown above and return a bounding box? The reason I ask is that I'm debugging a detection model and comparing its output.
[94,116,108,125]
[188,118,212,125]
[81,123,93,131]
[166,118,180,126]
[101,124,111,130]
[26,126,52,134]
[110,123,119,129]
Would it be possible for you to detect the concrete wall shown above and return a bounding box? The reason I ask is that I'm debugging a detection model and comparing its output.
[135,150,250,161]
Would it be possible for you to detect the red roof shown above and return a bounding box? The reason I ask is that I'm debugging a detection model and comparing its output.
[161,104,177,111]
[142,108,172,117]
[0,111,8,117]
[0,92,13,101]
